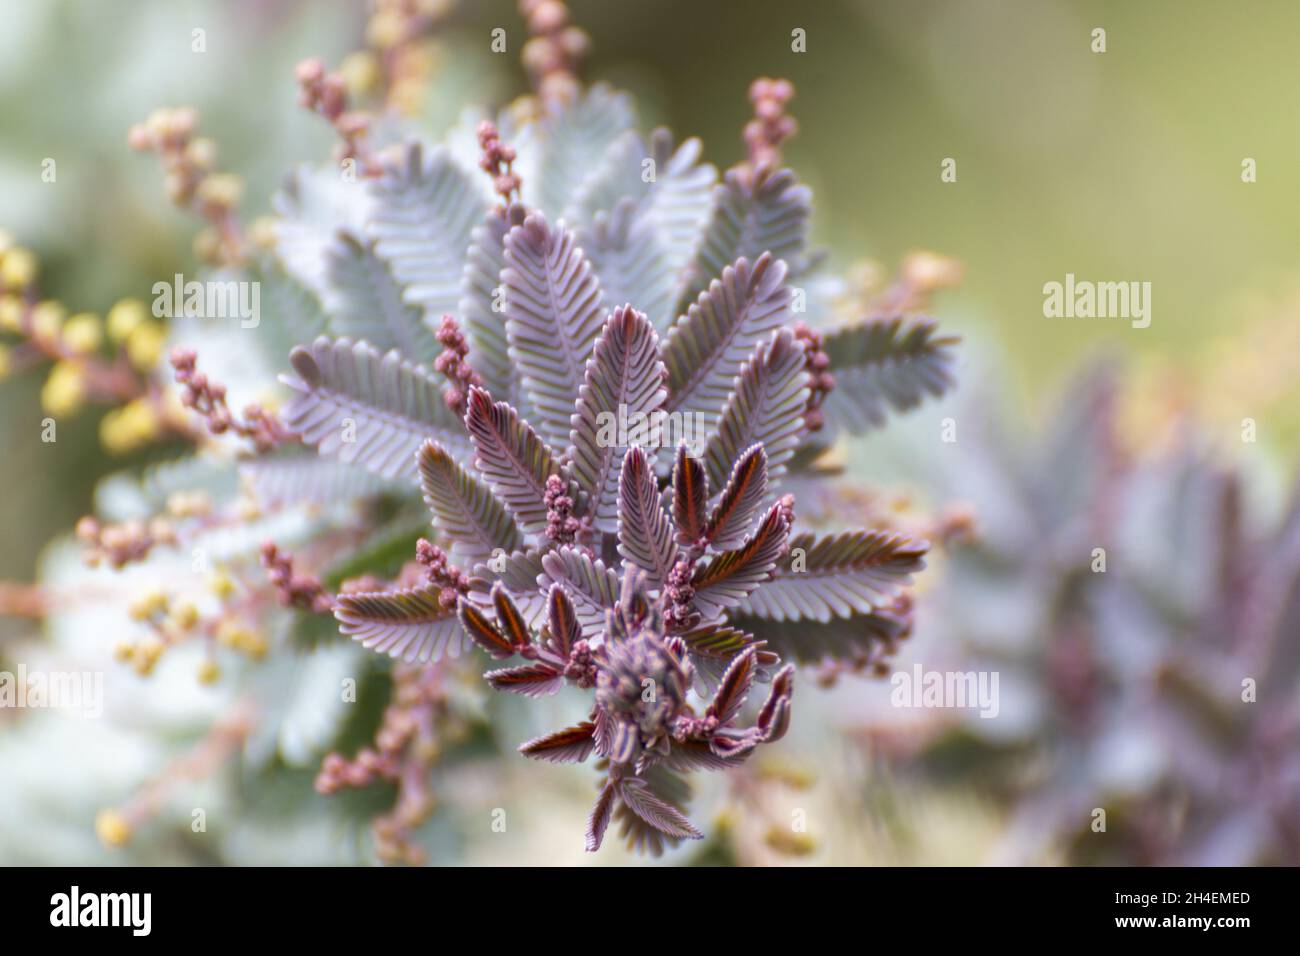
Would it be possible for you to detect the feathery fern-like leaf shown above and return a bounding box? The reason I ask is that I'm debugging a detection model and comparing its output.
[616,445,678,588]
[569,306,667,529]
[321,231,433,363]
[366,142,485,330]
[734,530,927,622]
[821,316,959,435]
[464,386,563,536]
[676,167,811,311]
[281,336,469,480]
[704,444,769,550]
[661,253,791,431]
[417,440,523,564]
[703,327,809,490]
[519,722,597,762]
[459,204,526,402]
[335,585,468,663]
[503,213,608,449]
[539,547,621,638]
[691,503,791,619]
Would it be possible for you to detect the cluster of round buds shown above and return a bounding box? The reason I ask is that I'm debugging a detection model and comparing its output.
[171,347,291,452]
[414,539,470,609]
[544,474,581,544]
[743,77,797,183]
[115,589,201,676]
[519,0,589,106]
[433,314,483,416]
[295,57,380,176]
[260,541,335,614]
[77,514,176,569]
[316,664,450,865]
[793,321,834,432]
[476,121,521,207]
[127,108,243,265]
[662,557,699,632]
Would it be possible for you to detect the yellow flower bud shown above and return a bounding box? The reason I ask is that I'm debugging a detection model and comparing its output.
[248,216,278,251]
[185,137,217,171]
[195,172,244,208]
[169,601,200,630]
[197,659,221,685]
[0,295,21,332]
[107,298,147,342]
[95,809,132,848]
[208,571,235,600]
[62,312,103,354]
[0,246,37,290]
[340,51,381,96]
[128,589,168,621]
[41,360,86,418]
[113,640,135,663]
[132,636,165,675]
[126,320,166,371]
[30,300,66,343]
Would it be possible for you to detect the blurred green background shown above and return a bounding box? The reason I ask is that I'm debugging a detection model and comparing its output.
[3,0,1298,588]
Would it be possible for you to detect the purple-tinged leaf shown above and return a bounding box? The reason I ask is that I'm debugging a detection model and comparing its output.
[281,336,469,480]
[585,780,617,852]
[757,664,795,742]
[491,581,533,651]
[546,583,582,658]
[617,445,679,588]
[708,647,758,725]
[464,385,563,535]
[691,503,792,619]
[336,585,468,663]
[457,597,515,660]
[704,444,768,549]
[821,316,959,436]
[418,440,523,564]
[734,530,927,622]
[661,253,791,432]
[539,547,621,638]
[703,328,809,490]
[486,663,564,698]
[519,722,597,763]
[460,204,527,404]
[672,443,709,545]
[569,306,667,530]
[503,213,607,449]
[617,777,703,842]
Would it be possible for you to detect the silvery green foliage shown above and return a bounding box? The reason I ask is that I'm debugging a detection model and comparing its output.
[267,85,957,851]
[892,360,1300,865]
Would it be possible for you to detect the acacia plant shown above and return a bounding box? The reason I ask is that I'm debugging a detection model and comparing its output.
[3,0,959,859]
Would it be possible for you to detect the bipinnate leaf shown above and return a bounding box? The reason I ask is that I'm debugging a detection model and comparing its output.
[820,316,959,435]
[459,204,527,402]
[703,328,809,489]
[417,440,523,564]
[503,212,608,449]
[704,444,769,550]
[545,584,582,658]
[676,167,811,311]
[707,647,758,725]
[661,253,791,431]
[569,306,667,530]
[464,386,563,536]
[519,722,597,763]
[586,780,617,852]
[539,547,621,638]
[534,83,636,221]
[672,443,709,546]
[281,336,469,480]
[366,142,486,329]
[735,604,913,667]
[691,503,792,619]
[581,199,676,335]
[617,777,703,842]
[734,530,927,622]
[335,585,468,663]
[321,231,433,364]
[486,663,563,698]
[617,445,678,588]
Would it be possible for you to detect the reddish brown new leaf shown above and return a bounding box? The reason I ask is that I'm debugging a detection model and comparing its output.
[518,721,597,762]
